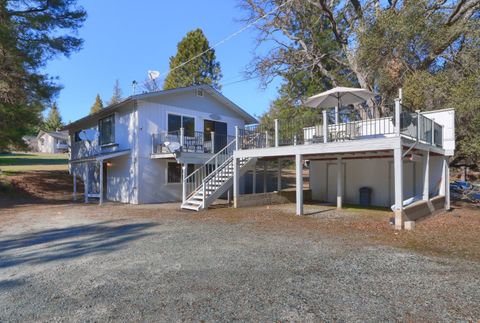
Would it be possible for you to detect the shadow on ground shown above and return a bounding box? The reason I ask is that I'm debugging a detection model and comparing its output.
[0,221,157,268]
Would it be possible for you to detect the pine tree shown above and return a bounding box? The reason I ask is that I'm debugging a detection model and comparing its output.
[108,79,123,105]
[0,0,86,150]
[43,102,64,131]
[90,94,104,115]
[164,29,222,90]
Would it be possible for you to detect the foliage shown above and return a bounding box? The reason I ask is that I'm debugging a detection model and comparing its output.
[163,28,222,90]
[242,0,480,161]
[0,0,86,151]
[108,79,123,105]
[43,102,64,131]
[90,94,104,115]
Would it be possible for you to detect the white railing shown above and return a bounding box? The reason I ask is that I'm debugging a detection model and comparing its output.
[183,139,237,202]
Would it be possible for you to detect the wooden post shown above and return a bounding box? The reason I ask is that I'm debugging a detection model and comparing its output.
[431,118,435,145]
[335,106,339,125]
[416,110,421,142]
[252,162,256,194]
[233,157,240,208]
[394,146,404,230]
[235,126,239,150]
[99,160,103,206]
[445,157,450,210]
[336,157,343,209]
[322,110,328,143]
[182,164,187,204]
[295,154,303,215]
[180,127,185,150]
[274,119,279,147]
[265,131,269,148]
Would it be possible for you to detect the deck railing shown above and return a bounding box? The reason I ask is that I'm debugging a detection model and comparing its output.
[237,103,444,150]
[152,129,235,154]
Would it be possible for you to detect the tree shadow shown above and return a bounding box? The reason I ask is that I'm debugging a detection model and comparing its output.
[0,220,157,268]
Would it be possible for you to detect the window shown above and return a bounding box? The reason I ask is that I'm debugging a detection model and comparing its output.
[168,114,195,137]
[167,163,195,183]
[99,115,115,145]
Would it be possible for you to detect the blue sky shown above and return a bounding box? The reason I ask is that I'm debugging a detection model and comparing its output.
[45,0,282,124]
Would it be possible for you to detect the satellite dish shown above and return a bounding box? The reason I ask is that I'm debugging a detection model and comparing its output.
[148,70,160,80]
[79,129,99,142]
[164,141,181,153]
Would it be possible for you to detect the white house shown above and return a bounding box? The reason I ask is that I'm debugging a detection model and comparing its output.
[64,85,257,205]
[37,130,69,154]
[65,84,454,230]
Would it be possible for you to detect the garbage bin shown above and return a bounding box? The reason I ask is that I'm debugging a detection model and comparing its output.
[359,187,372,206]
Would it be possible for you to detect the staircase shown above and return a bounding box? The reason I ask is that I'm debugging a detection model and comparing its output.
[181,139,255,211]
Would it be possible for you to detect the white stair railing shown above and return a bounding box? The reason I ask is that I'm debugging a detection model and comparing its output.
[183,138,236,201]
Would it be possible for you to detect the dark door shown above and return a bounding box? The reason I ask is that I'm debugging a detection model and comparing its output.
[204,120,228,152]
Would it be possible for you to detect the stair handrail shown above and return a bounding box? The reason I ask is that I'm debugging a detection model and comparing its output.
[183,138,236,200]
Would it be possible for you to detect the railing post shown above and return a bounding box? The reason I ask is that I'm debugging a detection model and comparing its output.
[294,134,297,146]
[431,118,435,145]
[322,110,328,143]
[415,110,421,142]
[265,131,269,148]
[211,131,215,154]
[395,98,401,137]
[202,180,206,209]
[235,126,239,150]
[274,119,279,147]
[180,127,185,149]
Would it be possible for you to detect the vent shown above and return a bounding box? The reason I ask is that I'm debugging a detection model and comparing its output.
[196,89,204,97]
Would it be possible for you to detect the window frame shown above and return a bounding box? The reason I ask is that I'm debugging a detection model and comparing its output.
[167,162,195,184]
[167,113,195,137]
[98,115,115,146]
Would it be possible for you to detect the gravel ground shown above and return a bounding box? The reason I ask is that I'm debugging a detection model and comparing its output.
[0,202,479,322]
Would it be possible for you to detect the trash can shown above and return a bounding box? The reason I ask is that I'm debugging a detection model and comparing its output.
[359,187,372,206]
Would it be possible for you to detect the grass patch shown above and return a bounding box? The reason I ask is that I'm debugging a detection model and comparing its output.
[0,152,68,173]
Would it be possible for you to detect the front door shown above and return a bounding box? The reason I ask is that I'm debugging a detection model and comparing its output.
[204,120,228,152]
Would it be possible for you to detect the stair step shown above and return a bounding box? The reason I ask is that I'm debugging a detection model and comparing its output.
[181,204,201,211]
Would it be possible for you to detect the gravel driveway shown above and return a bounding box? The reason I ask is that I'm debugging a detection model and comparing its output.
[0,202,479,322]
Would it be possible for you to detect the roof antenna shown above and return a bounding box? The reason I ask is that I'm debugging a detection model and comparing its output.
[148,70,160,92]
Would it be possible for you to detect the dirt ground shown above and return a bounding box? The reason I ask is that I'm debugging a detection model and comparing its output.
[1,170,479,321]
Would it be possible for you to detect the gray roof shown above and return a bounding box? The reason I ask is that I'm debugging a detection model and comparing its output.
[37,130,69,140]
[63,85,257,131]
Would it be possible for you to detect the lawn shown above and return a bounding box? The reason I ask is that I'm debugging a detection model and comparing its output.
[0,152,68,172]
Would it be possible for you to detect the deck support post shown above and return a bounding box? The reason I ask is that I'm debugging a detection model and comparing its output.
[394,146,404,230]
[182,163,187,204]
[335,106,339,125]
[295,154,303,215]
[422,151,430,201]
[322,110,328,143]
[252,162,256,194]
[274,119,279,147]
[235,126,239,150]
[233,157,240,208]
[84,164,89,204]
[440,156,450,209]
[99,160,104,206]
[336,157,343,209]
[73,172,77,201]
[277,159,281,191]
[263,160,267,193]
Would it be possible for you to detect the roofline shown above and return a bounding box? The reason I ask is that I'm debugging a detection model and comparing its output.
[63,85,257,131]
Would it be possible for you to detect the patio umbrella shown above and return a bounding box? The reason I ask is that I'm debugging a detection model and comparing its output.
[304,87,375,124]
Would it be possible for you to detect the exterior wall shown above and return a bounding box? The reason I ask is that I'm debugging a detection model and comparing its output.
[421,109,455,156]
[136,90,247,204]
[38,134,57,154]
[310,158,421,207]
[429,155,444,197]
[106,155,136,203]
